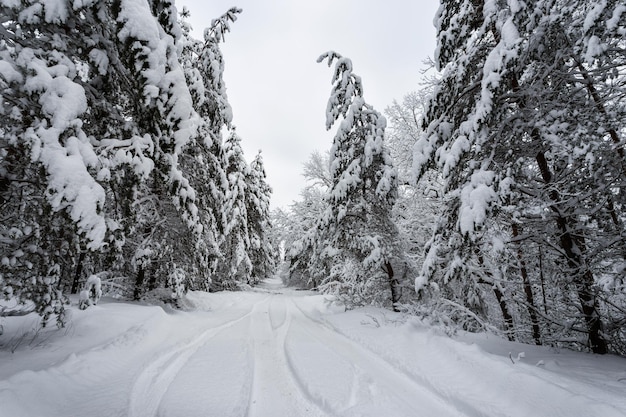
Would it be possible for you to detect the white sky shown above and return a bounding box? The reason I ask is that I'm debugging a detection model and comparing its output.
[180,0,439,209]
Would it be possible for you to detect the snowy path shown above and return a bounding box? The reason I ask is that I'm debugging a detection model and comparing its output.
[247,295,325,416]
[1,278,626,417]
[284,298,468,417]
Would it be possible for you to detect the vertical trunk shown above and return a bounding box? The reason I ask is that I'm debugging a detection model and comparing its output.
[536,151,608,354]
[133,265,145,300]
[70,252,86,294]
[538,247,548,315]
[492,283,515,341]
[511,224,541,345]
[384,261,400,313]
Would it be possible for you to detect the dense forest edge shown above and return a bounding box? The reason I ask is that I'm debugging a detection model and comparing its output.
[1,0,625,356]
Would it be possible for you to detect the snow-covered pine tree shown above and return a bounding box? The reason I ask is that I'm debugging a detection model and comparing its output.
[0,0,111,324]
[0,0,209,313]
[110,0,201,301]
[177,7,242,290]
[214,130,252,289]
[305,51,404,310]
[415,0,625,353]
[246,152,276,284]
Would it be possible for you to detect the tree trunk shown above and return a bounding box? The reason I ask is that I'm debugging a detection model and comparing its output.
[70,252,86,294]
[493,284,515,341]
[538,247,548,315]
[133,265,145,300]
[574,61,623,160]
[511,223,541,345]
[536,151,608,354]
[384,261,400,313]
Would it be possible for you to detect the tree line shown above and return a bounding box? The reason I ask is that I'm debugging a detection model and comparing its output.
[1,0,624,356]
[277,0,625,355]
[0,1,274,325]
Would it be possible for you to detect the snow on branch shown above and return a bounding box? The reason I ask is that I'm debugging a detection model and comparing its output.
[317,51,364,129]
[205,7,242,43]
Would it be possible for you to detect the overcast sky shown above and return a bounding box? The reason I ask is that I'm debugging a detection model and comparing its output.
[180,0,439,209]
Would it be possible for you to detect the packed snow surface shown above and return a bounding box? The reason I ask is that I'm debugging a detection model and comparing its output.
[1,278,625,417]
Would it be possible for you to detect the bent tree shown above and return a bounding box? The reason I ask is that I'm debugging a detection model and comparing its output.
[292,52,404,310]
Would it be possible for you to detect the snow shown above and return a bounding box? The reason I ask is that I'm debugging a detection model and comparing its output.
[41,0,68,24]
[2,278,625,417]
[606,5,625,32]
[459,170,497,235]
[15,49,108,249]
[86,275,102,301]
[583,0,607,33]
[117,0,198,152]
[17,4,43,24]
[0,0,20,7]
[0,61,22,84]
[88,49,109,75]
[24,58,86,130]
[117,0,161,44]
[441,134,470,178]
[584,35,607,63]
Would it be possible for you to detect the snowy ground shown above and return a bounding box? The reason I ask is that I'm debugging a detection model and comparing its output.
[1,278,625,417]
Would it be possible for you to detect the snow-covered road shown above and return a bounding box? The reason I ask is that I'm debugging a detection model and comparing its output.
[130,282,466,417]
[1,278,626,417]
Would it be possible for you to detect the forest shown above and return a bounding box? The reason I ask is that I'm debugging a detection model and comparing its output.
[1,0,625,356]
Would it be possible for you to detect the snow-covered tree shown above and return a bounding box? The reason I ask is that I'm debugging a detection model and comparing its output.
[414,0,625,353]
[246,152,276,283]
[275,152,329,287]
[214,130,252,289]
[176,7,242,290]
[302,150,333,191]
[385,91,430,182]
[0,0,243,317]
[0,0,114,323]
[293,52,405,310]
[385,91,443,290]
[107,0,201,301]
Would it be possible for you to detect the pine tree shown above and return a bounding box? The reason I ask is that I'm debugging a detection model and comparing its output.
[215,130,252,289]
[0,0,210,314]
[414,0,625,353]
[0,0,110,323]
[111,0,201,300]
[298,52,403,310]
[246,152,276,283]
[177,7,242,290]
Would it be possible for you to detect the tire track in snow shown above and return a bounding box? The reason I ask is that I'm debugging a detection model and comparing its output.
[291,299,626,417]
[268,295,286,330]
[288,298,476,417]
[128,295,270,417]
[246,295,330,417]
